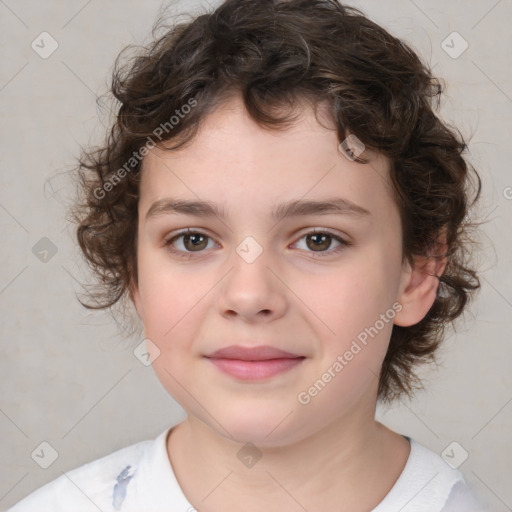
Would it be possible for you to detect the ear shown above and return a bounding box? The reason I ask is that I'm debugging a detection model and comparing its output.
[129,279,144,322]
[394,252,448,327]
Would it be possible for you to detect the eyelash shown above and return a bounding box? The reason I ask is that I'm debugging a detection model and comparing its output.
[163,228,352,259]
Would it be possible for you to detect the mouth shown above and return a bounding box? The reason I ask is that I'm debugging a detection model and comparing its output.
[204,345,306,381]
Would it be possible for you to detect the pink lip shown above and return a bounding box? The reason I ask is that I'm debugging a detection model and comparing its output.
[205,345,305,380]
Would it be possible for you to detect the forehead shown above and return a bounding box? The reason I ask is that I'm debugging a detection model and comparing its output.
[138,95,395,220]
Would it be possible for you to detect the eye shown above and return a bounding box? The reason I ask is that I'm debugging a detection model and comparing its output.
[292,229,351,257]
[164,229,216,258]
[164,228,352,259]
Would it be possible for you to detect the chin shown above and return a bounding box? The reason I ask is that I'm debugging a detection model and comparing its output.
[209,405,306,448]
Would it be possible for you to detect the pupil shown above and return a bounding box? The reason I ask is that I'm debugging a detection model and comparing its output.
[310,233,329,250]
[187,234,205,250]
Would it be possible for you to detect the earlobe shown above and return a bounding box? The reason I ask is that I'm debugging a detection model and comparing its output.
[394,254,448,327]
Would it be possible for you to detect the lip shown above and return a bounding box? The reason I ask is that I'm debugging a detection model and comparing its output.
[204,345,305,381]
[206,345,301,361]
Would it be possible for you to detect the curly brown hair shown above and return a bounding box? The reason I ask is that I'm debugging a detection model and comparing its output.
[73,0,482,402]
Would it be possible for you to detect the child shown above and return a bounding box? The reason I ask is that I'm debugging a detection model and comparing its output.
[9,0,486,510]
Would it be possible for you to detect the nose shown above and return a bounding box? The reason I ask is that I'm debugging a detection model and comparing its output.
[216,242,288,323]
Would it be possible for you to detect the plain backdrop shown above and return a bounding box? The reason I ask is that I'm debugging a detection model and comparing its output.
[1,0,511,510]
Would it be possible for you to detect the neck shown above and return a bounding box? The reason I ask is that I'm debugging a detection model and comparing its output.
[166,398,410,512]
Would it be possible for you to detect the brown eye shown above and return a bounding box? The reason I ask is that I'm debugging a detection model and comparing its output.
[306,232,333,251]
[293,230,351,258]
[181,233,208,251]
[165,230,215,258]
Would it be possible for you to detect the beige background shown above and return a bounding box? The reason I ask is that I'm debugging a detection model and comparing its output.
[1,0,511,510]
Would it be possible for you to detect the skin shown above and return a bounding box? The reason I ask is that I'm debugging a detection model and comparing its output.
[131,94,447,512]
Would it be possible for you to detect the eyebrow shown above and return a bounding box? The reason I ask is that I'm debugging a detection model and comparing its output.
[145,197,371,222]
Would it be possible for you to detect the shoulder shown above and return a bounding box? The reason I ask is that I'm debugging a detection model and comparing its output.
[373,437,485,511]
[441,480,488,512]
[7,436,153,512]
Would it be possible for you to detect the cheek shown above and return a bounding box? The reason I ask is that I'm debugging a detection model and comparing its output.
[312,242,402,372]
[136,256,208,405]
[321,255,398,330]
[136,246,199,341]
[299,269,398,413]
[140,273,204,341]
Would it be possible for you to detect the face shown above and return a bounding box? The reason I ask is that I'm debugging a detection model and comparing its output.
[131,95,434,447]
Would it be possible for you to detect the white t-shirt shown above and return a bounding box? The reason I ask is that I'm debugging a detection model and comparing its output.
[7,426,486,512]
